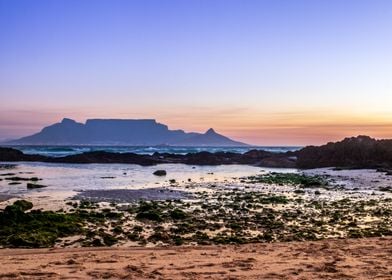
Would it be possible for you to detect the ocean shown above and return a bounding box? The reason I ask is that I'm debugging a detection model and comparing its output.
[0,162,298,201]
[5,145,301,157]
[0,145,301,202]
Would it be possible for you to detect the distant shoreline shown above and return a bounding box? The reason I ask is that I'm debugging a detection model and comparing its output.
[1,135,392,169]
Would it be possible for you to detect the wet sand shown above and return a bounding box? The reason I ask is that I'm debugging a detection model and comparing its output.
[0,237,391,279]
[0,194,15,202]
[73,187,191,203]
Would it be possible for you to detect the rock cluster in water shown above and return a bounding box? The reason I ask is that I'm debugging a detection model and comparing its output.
[0,147,297,167]
[2,136,392,169]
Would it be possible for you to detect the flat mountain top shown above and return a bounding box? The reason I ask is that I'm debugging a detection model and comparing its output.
[8,118,248,146]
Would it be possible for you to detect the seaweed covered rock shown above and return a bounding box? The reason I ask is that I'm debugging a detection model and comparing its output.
[5,200,33,213]
[0,200,83,248]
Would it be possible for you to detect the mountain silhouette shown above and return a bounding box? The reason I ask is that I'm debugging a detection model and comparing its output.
[7,118,248,146]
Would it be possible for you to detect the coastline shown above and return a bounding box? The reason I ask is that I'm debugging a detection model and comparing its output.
[3,135,392,170]
[1,136,392,278]
[1,163,392,249]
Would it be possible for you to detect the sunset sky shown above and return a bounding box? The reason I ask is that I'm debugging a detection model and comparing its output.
[1,0,392,145]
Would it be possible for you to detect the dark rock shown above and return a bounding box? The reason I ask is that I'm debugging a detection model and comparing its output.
[258,156,297,168]
[241,150,297,167]
[5,176,41,181]
[0,148,24,161]
[0,147,296,167]
[153,170,167,176]
[184,151,226,165]
[27,183,47,189]
[0,147,47,162]
[51,151,159,166]
[296,136,392,169]
[377,168,392,175]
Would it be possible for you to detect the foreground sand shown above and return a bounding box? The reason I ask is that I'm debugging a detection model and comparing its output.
[1,237,392,279]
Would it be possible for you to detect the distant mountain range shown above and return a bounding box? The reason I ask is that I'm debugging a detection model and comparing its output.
[6,118,248,146]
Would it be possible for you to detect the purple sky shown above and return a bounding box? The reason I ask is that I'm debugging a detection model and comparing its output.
[1,0,392,145]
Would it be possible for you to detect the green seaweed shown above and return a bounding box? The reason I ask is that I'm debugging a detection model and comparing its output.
[243,173,328,188]
[0,201,83,248]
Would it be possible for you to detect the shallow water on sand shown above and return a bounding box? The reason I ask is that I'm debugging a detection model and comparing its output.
[0,162,298,200]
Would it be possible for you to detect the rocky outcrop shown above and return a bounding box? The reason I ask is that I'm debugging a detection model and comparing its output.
[296,136,392,169]
[50,151,160,166]
[0,148,47,162]
[0,147,295,167]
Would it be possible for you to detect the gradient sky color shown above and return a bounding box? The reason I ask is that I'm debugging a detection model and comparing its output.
[1,0,392,145]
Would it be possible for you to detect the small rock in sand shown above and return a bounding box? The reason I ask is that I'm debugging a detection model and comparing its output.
[27,183,48,189]
[153,170,167,176]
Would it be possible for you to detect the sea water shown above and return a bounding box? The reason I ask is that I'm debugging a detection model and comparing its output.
[4,145,301,157]
[0,146,300,201]
[0,162,298,200]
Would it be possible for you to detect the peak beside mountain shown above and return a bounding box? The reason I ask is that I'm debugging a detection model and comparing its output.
[172,127,247,146]
[61,118,78,124]
[205,128,216,134]
[7,118,248,146]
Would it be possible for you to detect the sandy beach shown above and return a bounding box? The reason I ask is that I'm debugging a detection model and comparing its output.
[0,237,391,279]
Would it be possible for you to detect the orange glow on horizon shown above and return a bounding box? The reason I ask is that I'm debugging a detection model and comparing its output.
[2,106,392,146]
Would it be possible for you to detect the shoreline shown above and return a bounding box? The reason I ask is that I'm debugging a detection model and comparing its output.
[1,156,392,278]
[1,166,392,249]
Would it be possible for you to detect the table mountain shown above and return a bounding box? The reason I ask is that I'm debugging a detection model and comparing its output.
[7,118,248,146]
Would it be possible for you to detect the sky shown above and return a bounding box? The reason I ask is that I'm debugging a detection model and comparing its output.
[0,0,392,145]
